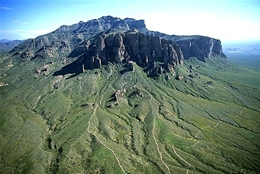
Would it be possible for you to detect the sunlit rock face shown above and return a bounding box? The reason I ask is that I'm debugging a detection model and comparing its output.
[10,15,225,76]
[93,31,184,66]
[174,36,226,61]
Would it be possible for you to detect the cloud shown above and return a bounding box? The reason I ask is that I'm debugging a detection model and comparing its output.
[12,20,29,25]
[0,6,13,10]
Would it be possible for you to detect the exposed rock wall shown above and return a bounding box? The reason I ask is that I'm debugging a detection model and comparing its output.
[80,31,184,71]
[10,15,226,77]
[174,36,226,61]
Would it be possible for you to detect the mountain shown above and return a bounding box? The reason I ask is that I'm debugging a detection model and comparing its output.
[10,16,225,64]
[9,16,226,79]
[0,16,259,174]
[10,16,147,59]
[54,30,184,77]
[0,39,12,43]
[0,40,23,53]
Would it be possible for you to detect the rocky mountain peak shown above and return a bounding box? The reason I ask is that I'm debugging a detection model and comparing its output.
[55,30,183,77]
[53,15,147,35]
[9,16,226,76]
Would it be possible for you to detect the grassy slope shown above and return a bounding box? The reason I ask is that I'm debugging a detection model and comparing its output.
[0,55,259,174]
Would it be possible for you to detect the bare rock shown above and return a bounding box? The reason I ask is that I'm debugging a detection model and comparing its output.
[113,34,126,63]
[94,56,102,68]
[176,74,184,80]
[128,61,135,71]
[0,82,9,87]
[21,49,34,59]
[114,90,124,101]
[175,36,226,61]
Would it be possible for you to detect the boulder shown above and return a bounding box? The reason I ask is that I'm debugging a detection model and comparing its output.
[176,74,184,80]
[114,90,124,101]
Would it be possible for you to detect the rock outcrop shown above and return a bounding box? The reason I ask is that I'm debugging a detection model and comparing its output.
[173,36,226,61]
[9,15,226,76]
[10,16,147,60]
[146,34,226,61]
[75,30,184,75]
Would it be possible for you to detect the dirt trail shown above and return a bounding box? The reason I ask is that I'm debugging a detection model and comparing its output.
[150,98,171,174]
[191,141,200,147]
[214,121,222,128]
[192,109,243,147]
[87,105,127,174]
[195,130,201,138]
[193,126,210,147]
[172,146,191,174]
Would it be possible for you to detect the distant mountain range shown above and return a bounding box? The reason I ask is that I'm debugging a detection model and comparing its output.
[223,42,260,54]
[0,39,24,53]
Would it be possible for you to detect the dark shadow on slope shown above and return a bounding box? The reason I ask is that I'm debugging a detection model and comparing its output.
[53,54,104,79]
[53,59,82,77]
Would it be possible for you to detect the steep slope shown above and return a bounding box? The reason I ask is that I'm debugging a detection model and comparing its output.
[0,54,259,173]
[54,30,184,77]
[9,16,225,63]
[147,34,226,61]
[9,16,147,60]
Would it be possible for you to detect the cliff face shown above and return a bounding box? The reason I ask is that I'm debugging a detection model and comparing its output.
[10,16,147,60]
[9,16,226,75]
[87,31,183,67]
[173,36,226,61]
[57,30,183,76]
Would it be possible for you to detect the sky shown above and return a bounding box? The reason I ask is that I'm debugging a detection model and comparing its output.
[0,0,260,43]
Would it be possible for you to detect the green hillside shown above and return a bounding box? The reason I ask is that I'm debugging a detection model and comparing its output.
[0,54,259,173]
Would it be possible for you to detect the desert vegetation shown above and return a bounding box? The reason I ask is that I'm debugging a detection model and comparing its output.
[0,53,259,173]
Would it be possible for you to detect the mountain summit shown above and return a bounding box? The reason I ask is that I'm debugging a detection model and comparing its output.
[10,16,226,75]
